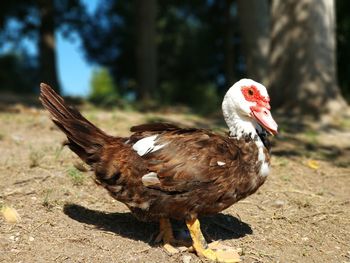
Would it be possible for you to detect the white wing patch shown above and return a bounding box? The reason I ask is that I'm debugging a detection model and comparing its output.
[132,135,167,156]
[142,172,160,187]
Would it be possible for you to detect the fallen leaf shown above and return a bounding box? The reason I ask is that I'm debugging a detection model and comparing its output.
[307,160,319,170]
[1,205,21,223]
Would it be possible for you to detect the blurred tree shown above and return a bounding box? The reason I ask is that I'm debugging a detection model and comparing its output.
[157,1,222,106]
[89,68,119,105]
[336,0,350,100]
[38,0,61,93]
[269,0,347,117]
[0,0,85,94]
[237,0,270,83]
[136,0,157,102]
[79,1,136,96]
[224,0,235,85]
[0,53,38,93]
[79,1,236,110]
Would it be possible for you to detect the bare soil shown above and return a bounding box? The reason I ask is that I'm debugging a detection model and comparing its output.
[0,106,349,263]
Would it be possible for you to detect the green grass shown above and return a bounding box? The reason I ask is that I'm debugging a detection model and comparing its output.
[54,145,64,161]
[303,130,319,145]
[42,189,54,210]
[339,118,350,129]
[275,156,289,167]
[67,167,85,186]
[281,175,291,182]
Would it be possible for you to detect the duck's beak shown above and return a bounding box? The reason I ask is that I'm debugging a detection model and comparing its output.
[250,105,278,135]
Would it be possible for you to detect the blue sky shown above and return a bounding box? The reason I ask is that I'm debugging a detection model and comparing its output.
[57,33,93,97]
[57,0,98,97]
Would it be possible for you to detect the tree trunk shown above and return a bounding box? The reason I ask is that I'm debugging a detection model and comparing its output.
[38,0,61,94]
[237,0,270,84]
[136,0,157,102]
[269,0,346,117]
[224,0,235,86]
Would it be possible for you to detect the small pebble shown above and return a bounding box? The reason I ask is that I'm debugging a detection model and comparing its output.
[29,236,35,242]
[301,237,309,242]
[273,200,285,208]
[11,135,23,142]
[182,255,191,263]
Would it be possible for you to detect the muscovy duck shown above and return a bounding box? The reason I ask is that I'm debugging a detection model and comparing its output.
[40,79,277,262]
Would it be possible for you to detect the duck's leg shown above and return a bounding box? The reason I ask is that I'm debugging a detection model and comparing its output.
[186,218,241,263]
[157,218,179,254]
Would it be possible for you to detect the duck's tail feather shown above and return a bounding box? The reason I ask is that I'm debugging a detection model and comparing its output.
[39,83,110,165]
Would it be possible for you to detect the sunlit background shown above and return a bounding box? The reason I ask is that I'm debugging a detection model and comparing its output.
[1,2,350,262]
[0,0,349,116]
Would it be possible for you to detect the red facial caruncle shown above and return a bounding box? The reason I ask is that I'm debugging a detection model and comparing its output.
[241,85,278,135]
[241,85,270,110]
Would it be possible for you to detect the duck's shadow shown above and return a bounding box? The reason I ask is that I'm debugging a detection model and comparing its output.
[63,203,252,245]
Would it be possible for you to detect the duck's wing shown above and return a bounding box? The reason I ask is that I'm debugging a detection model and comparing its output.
[128,125,242,193]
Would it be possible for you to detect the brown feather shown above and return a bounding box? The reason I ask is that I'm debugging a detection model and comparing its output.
[39,83,110,164]
[130,122,180,132]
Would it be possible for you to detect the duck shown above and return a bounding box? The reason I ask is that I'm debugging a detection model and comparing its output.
[39,79,278,263]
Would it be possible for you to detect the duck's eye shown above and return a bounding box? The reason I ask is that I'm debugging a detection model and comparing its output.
[248,89,254,96]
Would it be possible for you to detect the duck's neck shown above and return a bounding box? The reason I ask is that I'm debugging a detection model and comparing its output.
[222,98,270,177]
[222,93,258,139]
[223,110,257,140]
[223,108,270,177]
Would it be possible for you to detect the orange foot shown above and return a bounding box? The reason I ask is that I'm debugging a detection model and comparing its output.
[186,218,241,262]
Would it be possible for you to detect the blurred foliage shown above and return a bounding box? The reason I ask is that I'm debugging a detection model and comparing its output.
[0,53,38,93]
[79,1,239,111]
[0,0,85,40]
[336,0,350,100]
[0,0,349,112]
[0,0,85,94]
[89,68,120,106]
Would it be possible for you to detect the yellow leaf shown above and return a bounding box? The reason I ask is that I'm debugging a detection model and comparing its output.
[1,206,21,223]
[307,160,319,170]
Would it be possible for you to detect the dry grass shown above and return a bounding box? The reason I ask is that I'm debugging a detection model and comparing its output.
[0,106,349,263]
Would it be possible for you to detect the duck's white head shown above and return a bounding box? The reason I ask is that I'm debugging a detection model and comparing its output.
[222,79,278,138]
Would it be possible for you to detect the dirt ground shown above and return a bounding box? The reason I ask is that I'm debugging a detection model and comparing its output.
[0,105,349,263]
